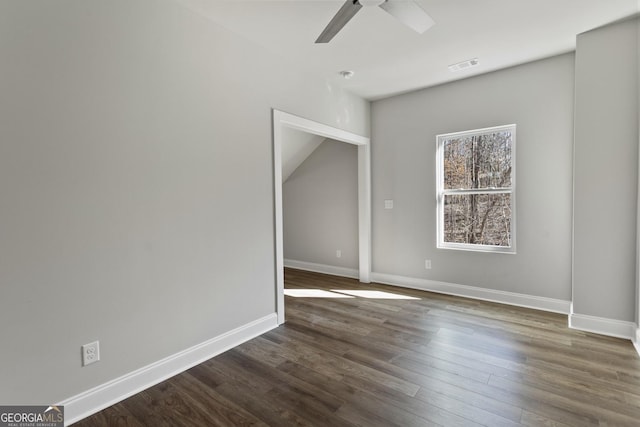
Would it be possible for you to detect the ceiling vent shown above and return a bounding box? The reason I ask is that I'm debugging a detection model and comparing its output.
[448,58,479,72]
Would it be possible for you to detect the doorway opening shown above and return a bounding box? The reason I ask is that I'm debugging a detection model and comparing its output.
[273,110,371,324]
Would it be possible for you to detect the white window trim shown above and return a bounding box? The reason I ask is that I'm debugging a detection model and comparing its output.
[436,124,516,254]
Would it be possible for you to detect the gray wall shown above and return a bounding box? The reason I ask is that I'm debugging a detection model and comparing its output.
[0,0,369,404]
[573,18,639,322]
[371,54,575,300]
[283,140,359,269]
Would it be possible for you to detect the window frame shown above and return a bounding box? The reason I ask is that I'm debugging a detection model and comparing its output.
[436,124,516,254]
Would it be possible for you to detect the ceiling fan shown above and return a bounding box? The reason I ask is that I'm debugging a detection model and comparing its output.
[316,0,435,43]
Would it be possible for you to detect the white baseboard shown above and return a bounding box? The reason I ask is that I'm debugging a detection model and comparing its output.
[60,313,278,426]
[633,328,640,357]
[370,272,571,314]
[568,313,636,340]
[284,259,359,279]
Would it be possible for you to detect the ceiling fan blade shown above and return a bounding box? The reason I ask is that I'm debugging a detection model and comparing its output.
[379,0,435,34]
[315,0,363,43]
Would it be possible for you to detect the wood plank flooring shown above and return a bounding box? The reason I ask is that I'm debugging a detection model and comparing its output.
[75,268,640,426]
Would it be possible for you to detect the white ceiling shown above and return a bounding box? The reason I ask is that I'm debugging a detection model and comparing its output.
[177,0,638,100]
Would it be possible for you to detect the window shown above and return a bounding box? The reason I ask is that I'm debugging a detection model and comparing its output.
[436,124,516,253]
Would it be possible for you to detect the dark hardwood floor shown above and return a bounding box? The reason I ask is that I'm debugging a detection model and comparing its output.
[75,268,640,426]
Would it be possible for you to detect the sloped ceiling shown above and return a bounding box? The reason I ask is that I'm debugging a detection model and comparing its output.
[281,128,325,183]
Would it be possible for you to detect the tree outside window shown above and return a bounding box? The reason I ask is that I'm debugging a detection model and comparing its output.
[436,124,516,253]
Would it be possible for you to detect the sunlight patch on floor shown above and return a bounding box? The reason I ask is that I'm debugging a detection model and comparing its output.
[284,289,355,298]
[333,289,420,300]
[284,288,420,300]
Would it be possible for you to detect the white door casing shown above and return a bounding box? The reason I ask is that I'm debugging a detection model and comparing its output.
[272,110,371,324]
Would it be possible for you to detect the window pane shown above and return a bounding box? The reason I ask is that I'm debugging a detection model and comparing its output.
[443,131,513,190]
[443,193,512,246]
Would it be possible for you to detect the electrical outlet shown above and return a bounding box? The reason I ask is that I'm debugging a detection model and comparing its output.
[425,259,432,269]
[336,249,342,258]
[82,341,100,366]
